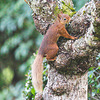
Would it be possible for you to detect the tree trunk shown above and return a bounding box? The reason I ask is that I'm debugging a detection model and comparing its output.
[25,0,100,99]
[43,68,88,100]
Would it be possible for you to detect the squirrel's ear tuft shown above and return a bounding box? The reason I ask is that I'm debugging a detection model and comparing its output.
[58,11,63,19]
[60,11,63,14]
[58,14,61,19]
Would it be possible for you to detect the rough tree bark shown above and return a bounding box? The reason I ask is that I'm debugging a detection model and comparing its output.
[25,0,100,100]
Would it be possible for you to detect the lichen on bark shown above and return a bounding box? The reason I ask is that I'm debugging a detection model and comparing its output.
[52,0,100,75]
[25,0,74,34]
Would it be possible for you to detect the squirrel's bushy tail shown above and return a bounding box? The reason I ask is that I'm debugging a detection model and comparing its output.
[32,54,43,93]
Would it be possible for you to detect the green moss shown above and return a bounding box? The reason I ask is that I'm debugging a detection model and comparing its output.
[54,1,76,17]
[83,10,86,15]
[77,14,80,16]
[79,36,83,39]
[54,5,62,16]
[94,37,100,41]
[62,1,75,11]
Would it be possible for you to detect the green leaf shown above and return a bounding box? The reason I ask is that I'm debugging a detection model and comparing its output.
[88,71,94,78]
[31,88,35,95]
[98,66,100,69]
[88,67,95,71]
[97,88,100,93]
[96,84,100,88]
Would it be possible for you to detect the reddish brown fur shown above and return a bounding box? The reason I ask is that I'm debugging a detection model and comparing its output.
[38,13,77,60]
[32,13,77,93]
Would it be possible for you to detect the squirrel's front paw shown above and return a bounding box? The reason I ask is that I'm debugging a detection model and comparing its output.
[47,56,57,61]
[71,36,77,40]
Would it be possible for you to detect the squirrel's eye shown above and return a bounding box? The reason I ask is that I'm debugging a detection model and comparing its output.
[64,18,66,20]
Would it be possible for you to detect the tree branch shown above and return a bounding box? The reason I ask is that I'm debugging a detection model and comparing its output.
[25,0,100,99]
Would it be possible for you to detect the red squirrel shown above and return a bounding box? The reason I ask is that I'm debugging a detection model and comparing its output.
[32,13,77,93]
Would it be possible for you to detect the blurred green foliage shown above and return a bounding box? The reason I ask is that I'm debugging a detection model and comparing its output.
[73,0,89,11]
[0,0,43,99]
[0,0,99,100]
[88,54,100,100]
